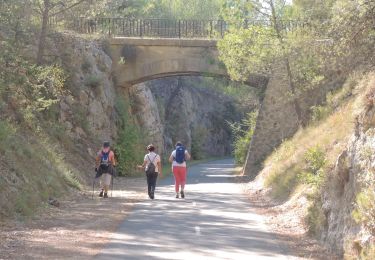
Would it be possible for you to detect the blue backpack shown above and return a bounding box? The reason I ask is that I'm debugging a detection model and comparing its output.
[175,146,186,164]
[100,151,110,165]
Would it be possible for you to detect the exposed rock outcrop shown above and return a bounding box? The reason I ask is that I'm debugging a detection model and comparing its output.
[316,74,375,256]
[130,77,252,158]
[48,33,118,142]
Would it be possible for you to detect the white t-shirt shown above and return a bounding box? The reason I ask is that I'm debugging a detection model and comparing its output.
[144,152,161,173]
[171,149,189,167]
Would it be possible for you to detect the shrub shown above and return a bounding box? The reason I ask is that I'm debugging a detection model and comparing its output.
[229,111,258,165]
[311,105,331,122]
[360,244,375,260]
[71,104,89,133]
[266,164,300,200]
[352,187,375,235]
[114,97,145,176]
[310,73,357,123]
[84,74,102,89]
[306,194,327,236]
[81,57,92,73]
[298,146,326,187]
[0,120,15,145]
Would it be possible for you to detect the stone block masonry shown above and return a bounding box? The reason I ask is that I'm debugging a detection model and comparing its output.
[243,62,300,178]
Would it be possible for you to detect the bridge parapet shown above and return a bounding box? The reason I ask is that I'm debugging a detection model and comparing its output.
[52,17,308,39]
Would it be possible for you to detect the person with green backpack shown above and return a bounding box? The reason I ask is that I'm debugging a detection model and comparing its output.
[138,144,162,199]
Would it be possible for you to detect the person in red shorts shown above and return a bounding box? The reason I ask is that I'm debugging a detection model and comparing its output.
[169,141,191,199]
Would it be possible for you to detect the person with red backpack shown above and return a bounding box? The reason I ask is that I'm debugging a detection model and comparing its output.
[169,141,191,199]
[95,141,116,198]
[138,144,162,200]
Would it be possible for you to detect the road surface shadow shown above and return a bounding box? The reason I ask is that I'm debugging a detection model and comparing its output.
[97,159,299,259]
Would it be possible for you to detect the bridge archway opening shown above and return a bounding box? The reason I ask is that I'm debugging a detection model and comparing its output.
[129,74,263,161]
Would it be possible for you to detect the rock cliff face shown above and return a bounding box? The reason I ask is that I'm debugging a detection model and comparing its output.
[321,76,375,256]
[48,33,118,145]
[130,77,249,158]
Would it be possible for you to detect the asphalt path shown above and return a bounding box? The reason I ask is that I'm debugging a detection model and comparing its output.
[96,159,294,260]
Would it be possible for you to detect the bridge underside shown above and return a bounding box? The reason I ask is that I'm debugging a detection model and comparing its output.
[123,71,268,88]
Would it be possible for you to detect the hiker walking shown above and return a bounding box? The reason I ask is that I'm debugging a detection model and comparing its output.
[138,144,162,200]
[95,141,116,198]
[169,141,191,199]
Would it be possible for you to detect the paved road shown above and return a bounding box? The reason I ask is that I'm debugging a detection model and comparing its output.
[97,159,294,260]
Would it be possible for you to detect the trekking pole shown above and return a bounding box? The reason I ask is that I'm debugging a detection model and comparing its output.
[111,167,115,198]
[92,176,96,200]
[111,175,114,198]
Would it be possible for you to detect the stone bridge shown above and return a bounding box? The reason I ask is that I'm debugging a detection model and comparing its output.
[107,37,301,178]
[108,37,267,88]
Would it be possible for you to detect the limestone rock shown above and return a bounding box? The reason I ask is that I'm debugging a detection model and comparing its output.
[51,33,117,141]
[131,77,247,158]
[48,197,60,207]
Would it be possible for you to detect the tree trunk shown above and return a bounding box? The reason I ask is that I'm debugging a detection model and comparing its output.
[37,0,50,65]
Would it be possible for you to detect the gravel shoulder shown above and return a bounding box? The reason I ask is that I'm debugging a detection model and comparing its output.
[239,170,340,260]
[0,177,146,260]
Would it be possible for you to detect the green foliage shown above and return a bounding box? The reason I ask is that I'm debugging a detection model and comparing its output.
[218,26,278,81]
[81,57,92,73]
[353,188,375,235]
[0,121,16,145]
[298,146,326,186]
[229,110,258,165]
[304,146,327,175]
[71,104,89,133]
[310,73,358,123]
[191,127,208,160]
[114,97,145,176]
[82,0,222,20]
[310,105,331,122]
[353,167,375,236]
[197,77,261,103]
[15,188,35,216]
[359,244,375,260]
[306,194,327,236]
[0,40,67,129]
[265,163,300,200]
[84,74,102,89]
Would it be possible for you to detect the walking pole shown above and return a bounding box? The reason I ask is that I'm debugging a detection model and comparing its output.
[111,175,114,198]
[111,167,115,198]
[92,176,96,200]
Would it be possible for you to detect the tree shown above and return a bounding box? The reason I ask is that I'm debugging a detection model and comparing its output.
[219,0,307,125]
[34,0,89,64]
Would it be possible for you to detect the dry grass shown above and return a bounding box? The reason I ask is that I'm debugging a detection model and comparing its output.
[263,72,374,202]
[0,124,92,220]
[258,71,375,253]
[263,99,355,200]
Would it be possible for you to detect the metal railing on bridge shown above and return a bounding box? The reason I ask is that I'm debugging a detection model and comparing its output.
[74,18,228,38]
[51,17,309,38]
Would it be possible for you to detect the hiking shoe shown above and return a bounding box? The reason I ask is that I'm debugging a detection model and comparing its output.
[175,193,179,199]
[99,190,104,197]
[180,190,185,199]
[103,192,108,198]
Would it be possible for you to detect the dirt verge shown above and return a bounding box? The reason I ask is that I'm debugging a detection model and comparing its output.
[235,170,340,260]
[0,177,146,260]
